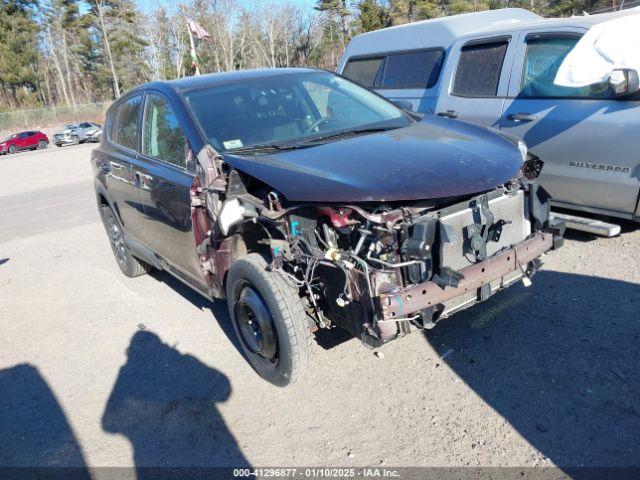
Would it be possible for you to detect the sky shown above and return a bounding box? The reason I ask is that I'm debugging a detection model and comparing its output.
[134,0,318,14]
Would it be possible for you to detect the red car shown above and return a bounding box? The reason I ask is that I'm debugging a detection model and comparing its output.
[0,131,49,154]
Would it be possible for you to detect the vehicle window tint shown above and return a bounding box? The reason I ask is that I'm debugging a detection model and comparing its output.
[381,50,444,89]
[80,122,91,128]
[453,41,509,97]
[186,72,407,152]
[142,94,186,167]
[520,36,610,99]
[303,80,393,126]
[112,95,142,150]
[342,57,384,88]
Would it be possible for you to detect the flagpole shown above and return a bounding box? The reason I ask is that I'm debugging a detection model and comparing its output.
[187,22,200,76]
[181,9,201,77]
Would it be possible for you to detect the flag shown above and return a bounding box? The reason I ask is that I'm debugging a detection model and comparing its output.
[186,15,211,40]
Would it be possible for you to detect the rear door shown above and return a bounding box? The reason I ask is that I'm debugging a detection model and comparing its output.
[342,49,446,113]
[134,91,205,287]
[25,132,38,148]
[434,34,520,127]
[103,94,147,242]
[501,28,640,215]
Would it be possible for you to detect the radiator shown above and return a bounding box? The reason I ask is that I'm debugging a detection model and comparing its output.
[438,190,531,316]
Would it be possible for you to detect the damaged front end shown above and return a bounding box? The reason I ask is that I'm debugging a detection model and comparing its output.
[191,146,564,348]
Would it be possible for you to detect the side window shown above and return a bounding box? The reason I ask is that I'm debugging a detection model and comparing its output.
[453,40,509,97]
[342,57,384,88]
[80,122,91,128]
[381,50,444,89]
[142,94,187,167]
[520,35,610,99]
[112,95,142,151]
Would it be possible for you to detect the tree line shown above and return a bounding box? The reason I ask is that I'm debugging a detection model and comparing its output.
[0,0,629,111]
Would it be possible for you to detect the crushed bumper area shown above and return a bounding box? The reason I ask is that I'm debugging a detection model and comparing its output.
[378,232,554,320]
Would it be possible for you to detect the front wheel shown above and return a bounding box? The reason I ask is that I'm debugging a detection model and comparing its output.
[8,144,16,154]
[226,253,312,387]
[72,135,79,145]
[38,140,48,149]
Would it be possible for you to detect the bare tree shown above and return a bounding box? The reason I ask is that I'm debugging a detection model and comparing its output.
[88,0,121,98]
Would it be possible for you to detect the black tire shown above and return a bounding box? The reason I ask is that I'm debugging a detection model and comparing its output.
[99,205,151,277]
[38,140,48,149]
[226,253,312,387]
[55,143,62,147]
[8,144,16,154]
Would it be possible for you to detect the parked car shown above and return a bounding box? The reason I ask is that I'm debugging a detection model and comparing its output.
[92,68,564,386]
[0,131,49,154]
[53,122,102,146]
[338,8,640,223]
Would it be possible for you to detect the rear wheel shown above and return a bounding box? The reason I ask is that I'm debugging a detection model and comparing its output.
[37,140,48,149]
[226,253,312,387]
[99,205,151,277]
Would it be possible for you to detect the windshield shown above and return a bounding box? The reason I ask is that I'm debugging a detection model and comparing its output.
[185,71,411,152]
[2,133,17,142]
[65,124,78,130]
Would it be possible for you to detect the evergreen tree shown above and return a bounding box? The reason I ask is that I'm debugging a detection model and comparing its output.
[356,0,391,33]
[83,0,148,98]
[0,0,40,107]
[389,0,441,23]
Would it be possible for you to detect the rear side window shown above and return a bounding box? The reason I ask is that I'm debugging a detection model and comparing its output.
[343,49,445,90]
[342,57,384,88]
[142,94,187,167]
[381,50,444,89]
[453,41,509,97]
[111,95,142,151]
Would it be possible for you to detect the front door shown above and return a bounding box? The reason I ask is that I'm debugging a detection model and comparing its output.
[434,34,520,128]
[134,91,206,288]
[16,132,30,150]
[501,28,640,216]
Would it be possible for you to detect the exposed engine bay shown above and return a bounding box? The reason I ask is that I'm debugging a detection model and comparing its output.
[190,146,564,348]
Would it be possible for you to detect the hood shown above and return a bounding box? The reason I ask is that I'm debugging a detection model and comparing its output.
[222,115,524,203]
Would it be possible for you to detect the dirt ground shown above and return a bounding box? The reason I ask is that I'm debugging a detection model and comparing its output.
[1,144,639,475]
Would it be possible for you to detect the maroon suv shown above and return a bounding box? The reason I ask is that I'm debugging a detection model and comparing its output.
[0,131,49,154]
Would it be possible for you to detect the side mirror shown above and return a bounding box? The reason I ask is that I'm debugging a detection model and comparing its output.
[610,68,640,97]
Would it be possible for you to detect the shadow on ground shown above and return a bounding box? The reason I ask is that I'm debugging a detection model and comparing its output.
[149,269,354,351]
[102,331,250,478]
[148,270,241,350]
[0,364,90,479]
[423,270,640,468]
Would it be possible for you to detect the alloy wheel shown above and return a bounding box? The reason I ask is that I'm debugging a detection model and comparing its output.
[107,217,128,269]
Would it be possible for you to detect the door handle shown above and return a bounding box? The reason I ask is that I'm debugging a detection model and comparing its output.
[507,113,537,123]
[437,110,459,119]
[99,161,110,173]
[133,171,156,189]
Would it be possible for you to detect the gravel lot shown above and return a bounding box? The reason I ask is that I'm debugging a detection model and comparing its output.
[1,145,639,474]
